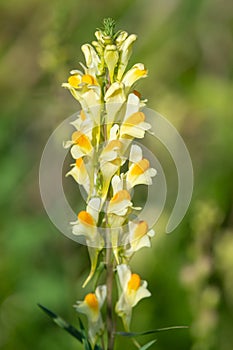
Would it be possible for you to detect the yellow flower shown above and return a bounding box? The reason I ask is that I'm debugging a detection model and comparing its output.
[72,209,96,241]
[66,157,90,193]
[124,92,141,120]
[120,111,151,139]
[81,87,102,125]
[126,144,157,188]
[103,175,130,230]
[104,82,126,130]
[74,285,107,346]
[99,130,126,200]
[63,111,93,151]
[67,72,97,87]
[62,73,102,125]
[72,198,104,287]
[100,139,122,163]
[63,114,99,187]
[117,34,137,80]
[64,72,98,89]
[108,190,132,217]
[122,63,147,91]
[81,43,101,76]
[68,74,82,88]
[115,264,151,329]
[125,220,155,257]
[72,197,102,242]
[69,130,93,159]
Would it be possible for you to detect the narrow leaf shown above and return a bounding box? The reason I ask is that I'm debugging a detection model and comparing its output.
[79,317,86,333]
[83,337,92,350]
[115,325,189,337]
[94,343,103,350]
[140,340,157,350]
[78,318,92,350]
[38,303,83,342]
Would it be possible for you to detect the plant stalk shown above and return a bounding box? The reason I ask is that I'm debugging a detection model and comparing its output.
[106,245,115,350]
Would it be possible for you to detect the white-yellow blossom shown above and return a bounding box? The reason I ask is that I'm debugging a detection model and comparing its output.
[66,157,90,193]
[63,110,93,149]
[81,44,101,76]
[117,34,137,80]
[72,198,104,287]
[126,144,157,188]
[108,190,132,217]
[62,73,102,125]
[104,82,126,128]
[125,220,155,257]
[120,111,151,139]
[124,91,141,120]
[99,131,126,200]
[115,264,151,329]
[74,285,107,346]
[70,130,93,160]
[122,63,147,91]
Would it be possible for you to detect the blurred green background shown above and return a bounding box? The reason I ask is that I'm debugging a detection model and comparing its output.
[1,0,233,349]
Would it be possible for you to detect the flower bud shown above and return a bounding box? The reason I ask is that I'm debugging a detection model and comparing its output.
[95,30,112,45]
[116,31,128,47]
[117,34,137,80]
[104,44,119,82]
[95,30,103,43]
[92,40,103,56]
[81,44,100,74]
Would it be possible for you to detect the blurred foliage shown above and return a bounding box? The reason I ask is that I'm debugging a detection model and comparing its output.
[0,0,233,349]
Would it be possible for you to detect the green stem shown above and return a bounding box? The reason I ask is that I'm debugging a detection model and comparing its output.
[101,334,105,350]
[106,243,115,350]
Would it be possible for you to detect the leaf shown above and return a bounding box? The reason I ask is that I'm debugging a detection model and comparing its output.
[79,317,86,334]
[115,326,189,337]
[83,337,92,350]
[78,318,92,350]
[38,305,103,350]
[94,343,103,350]
[140,340,157,350]
[38,303,83,342]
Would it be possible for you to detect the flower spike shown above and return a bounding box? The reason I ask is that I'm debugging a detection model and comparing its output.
[61,19,159,348]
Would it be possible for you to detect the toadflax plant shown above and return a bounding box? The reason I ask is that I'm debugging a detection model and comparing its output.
[39,18,187,350]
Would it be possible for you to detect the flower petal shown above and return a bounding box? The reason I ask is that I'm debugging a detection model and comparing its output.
[108,190,132,216]
[129,144,143,163]
[117,264,131,291]
[122,63,147,89]
[87,197,101,223]
[124,92,140,120]
[95,285,107,308]
[117,34,137,80]
[66,158,90,192]
[111,175,124,195]
[132,285,151,307]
